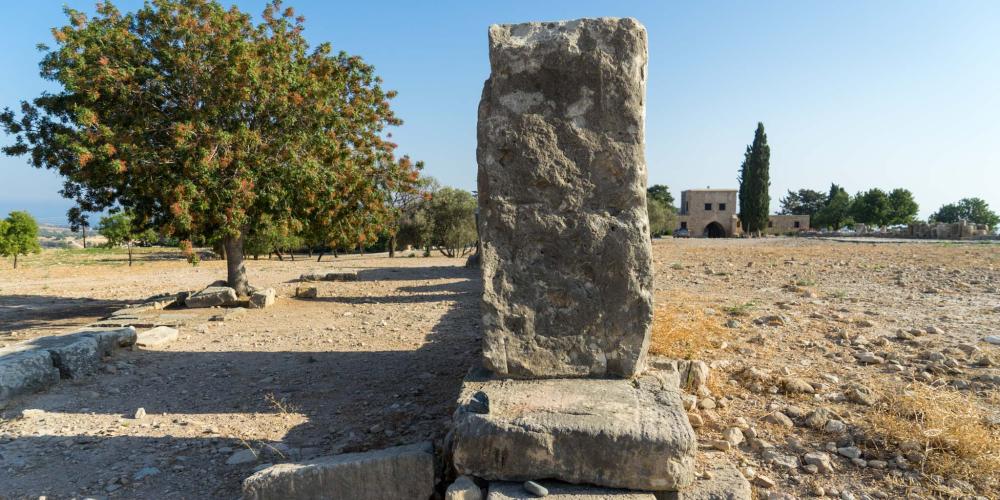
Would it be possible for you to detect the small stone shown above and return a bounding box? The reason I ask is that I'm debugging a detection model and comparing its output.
[854,351,884,364]
[926,326,944,335]
[803,408,832,430]
[21,409,45,418]
[708,439,732,452]
[446,475,482,500]
[523,480,548,497]
[782,377,815,394]
[687,412,704,428]
[837,446,862,459]
[824,419,847,434]
[763,411,794,428]
[226,449,258,465]
[850,457,867,467]
[753,474,776,488]
[134,407,146,420]
[803,451,834,473]
[698,398,717,410]
[295,286,319,299]
[132,467,161,481]
[984,335,1000,346]
[867,460,888,469]
[723,427,744,446]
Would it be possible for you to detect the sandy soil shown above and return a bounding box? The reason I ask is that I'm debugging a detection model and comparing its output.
[1,239,998,499]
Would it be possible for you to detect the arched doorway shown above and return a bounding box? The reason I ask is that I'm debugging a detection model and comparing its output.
[704,222,727,238]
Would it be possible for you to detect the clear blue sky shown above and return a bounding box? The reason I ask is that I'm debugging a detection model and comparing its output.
[1,1,998,224]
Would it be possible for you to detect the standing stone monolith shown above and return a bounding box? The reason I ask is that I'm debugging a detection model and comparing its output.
[477,17,652,378]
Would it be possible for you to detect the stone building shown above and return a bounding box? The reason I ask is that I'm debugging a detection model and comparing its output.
[676,189,740,237]
[675,188,810,237]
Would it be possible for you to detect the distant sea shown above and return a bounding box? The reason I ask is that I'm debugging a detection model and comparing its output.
[0,199,75,227]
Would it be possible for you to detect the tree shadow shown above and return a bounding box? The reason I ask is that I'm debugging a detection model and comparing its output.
[0,265,483,498]
[0,294,136,335]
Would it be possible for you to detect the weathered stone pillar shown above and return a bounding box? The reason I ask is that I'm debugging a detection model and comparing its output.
[477,17,653,379]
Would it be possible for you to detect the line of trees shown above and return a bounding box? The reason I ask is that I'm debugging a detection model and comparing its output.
[782,186,998,231]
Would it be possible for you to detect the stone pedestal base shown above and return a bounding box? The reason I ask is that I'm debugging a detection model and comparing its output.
[451,370,696,491]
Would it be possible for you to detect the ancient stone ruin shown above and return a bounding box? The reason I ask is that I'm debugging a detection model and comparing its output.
[452,17,707,497]
[477,17,654,379]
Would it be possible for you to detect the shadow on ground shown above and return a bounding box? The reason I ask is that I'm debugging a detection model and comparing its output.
[0,265,482,499]
[0,295,136,335]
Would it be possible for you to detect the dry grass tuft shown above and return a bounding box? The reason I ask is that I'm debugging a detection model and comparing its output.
[867,384,1000,493]
[649,292,732,359]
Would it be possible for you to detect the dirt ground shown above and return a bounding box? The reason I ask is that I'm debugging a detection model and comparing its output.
[1,238,998,499]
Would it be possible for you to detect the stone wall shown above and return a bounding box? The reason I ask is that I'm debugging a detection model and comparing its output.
[765,215,810,235]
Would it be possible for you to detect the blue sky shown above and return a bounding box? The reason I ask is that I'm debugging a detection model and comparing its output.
[1,1,998,224]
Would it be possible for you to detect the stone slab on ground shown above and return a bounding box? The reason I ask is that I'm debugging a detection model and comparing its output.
[136,326,180,348]
[0,346,60,405]
[185,286,239,308]
[488,481,655,499]
[299,271,358,282]
[657,454,751,500]
[452,370,696,491]
[74,327,137,356]
[249,288,276,309]
[476,17,653,379]
[242,442,435,500]
[28,335,101,379]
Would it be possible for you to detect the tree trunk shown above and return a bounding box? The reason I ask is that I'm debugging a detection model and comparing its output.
[13,254,17,269]
[316,252,324,262]
[82,227,87,249]
[274,250,283,261]
[333,248,338,258]
[388,235,396,258]
[224,231,250,296]
[127,243,132,266]
[289,250,295,261]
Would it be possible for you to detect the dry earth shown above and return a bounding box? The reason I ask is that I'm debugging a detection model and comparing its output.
[1,238,998,499]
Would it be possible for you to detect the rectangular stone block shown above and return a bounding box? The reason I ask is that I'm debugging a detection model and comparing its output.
[0,347,59,405]
[452,371,696,491]
[477,18,653,378]
[487,481,655,499]
[242,442,435,500]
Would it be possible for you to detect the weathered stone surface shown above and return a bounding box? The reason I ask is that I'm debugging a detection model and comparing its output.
[447,475,484,500]
[295,286,319,299]
[0,346,59,405]
[477,17,652,379]
[25,334,103,379]
[249,288,276,309]
[75,327,137,356]
[299,271,358,282]
[452,371,696,491]
[242,442,434,500]
[136,326,180,348]
[659,455,751,500]
[487,481,655,499]
[185,286,239,308]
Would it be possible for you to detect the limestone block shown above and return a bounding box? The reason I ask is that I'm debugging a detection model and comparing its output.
[185,286,239,308]
[659,454,751,500]
[242,442,435,500]
[477,18,652,378]
[0,347,59,405]
[452,372,696,491]
[249,288,276,309]
[487,481,655,499]
[136,326,180,348]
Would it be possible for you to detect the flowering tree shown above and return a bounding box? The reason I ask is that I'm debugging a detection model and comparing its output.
[1,0,419,294]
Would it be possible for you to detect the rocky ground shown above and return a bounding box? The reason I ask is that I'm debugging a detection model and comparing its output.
[0,238,998,499]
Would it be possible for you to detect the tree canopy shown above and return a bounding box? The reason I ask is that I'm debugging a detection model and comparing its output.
[647,184,675,210]
[0,211,42,268]
[778,189,826,218]
[812,183,852,230]
[737,122,771,235]
[0,0,419,294]
[849,188,890,226]
[886,188,919,225]
[98,211,155,266]
[930,198,1000,228]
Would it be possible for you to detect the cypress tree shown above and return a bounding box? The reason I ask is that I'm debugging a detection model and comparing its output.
[738,122,771,236]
